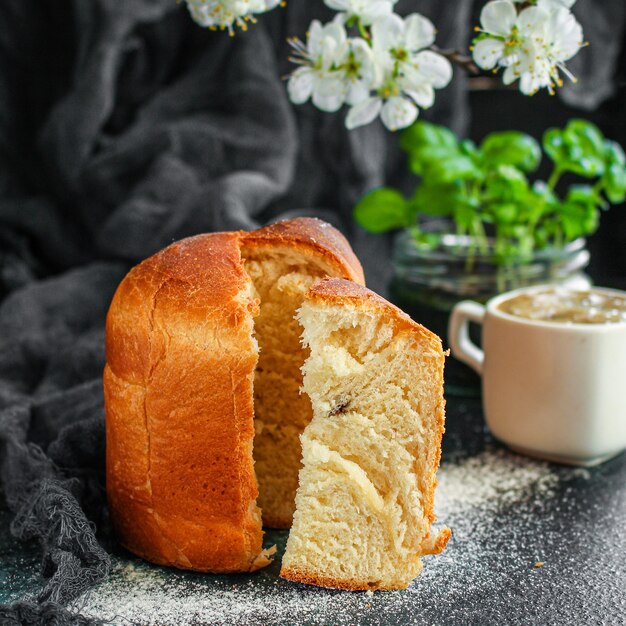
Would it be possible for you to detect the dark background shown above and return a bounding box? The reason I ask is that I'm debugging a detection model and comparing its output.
[1,0,625,300]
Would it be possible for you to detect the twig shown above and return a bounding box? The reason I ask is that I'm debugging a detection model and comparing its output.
[431,46,479,75]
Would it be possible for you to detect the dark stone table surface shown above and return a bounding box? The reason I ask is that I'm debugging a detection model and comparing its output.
[2,395,625,626]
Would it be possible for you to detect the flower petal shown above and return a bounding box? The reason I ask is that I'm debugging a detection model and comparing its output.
[411,51,453,89]
[502,64,519,85]
[346,97,383,129]
[346,79,371,106]
[287,68,314,104]
[381,96,418,131]
[517,6,550,38]
[312,89,345,112]
[359,0,396,26]
[480,0,518,36]
[262,0,283,10]
[519,72,540,95]
[404,13,436,51]
[351,38,382,87]
[372,14,404,52]
[315,73,347,97]
[538,0,576,12]
[550,8,583,61]
[324,0,349,10]
[472,38,505,70]
[404,83,435,108]
[307,20,325,55]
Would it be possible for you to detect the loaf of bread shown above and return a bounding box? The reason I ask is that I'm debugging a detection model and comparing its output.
[280,278,450,590]
[104,219,364,572]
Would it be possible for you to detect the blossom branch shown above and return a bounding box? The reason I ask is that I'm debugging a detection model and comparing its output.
[430,46,479,75]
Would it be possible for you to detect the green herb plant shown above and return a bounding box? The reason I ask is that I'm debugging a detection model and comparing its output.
[354,119,626,268]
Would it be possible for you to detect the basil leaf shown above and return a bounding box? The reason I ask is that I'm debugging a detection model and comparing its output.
[566,119,606,158]
[422,155,482,183]
[603,163,626,204]
[559,185,601,239]
[400,121,457,155]
[480,131,541,172]
[353,187,411,233]
[410,183,459,218]
[485,165,529,202]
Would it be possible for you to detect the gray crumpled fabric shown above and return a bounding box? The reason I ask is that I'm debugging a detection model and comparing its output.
[0,1,620,623]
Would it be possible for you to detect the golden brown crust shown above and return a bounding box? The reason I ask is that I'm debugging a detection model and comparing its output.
[241,218,365,286]
[105,219,365,573]
[105,232,268,573]
[280,568,410,591]
[420,526,452,556]
[306,277,440,345]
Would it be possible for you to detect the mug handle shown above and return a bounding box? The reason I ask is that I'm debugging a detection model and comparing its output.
[448,301,486,375]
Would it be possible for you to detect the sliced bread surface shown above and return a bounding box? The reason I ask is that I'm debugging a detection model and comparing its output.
[241,219,364,528]
[280,278,450,590]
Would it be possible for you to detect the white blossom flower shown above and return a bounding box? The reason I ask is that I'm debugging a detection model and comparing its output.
[346,13,452,131]
[186,0,281,35]
[287,19,370,112]
[324,0,398,26]
[525,0,577,11]
[472,0,584,95]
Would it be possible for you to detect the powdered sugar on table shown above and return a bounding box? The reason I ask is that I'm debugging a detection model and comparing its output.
[74,449,593,626]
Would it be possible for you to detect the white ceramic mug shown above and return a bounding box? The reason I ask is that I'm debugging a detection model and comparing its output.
[449,285,626,466]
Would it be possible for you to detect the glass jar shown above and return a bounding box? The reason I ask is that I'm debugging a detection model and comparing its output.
[389,223,591,396]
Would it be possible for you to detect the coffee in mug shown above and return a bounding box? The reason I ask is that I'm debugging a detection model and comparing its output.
[448,285,626,466]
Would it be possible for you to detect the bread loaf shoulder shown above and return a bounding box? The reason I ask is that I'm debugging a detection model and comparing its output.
[242,218,364,285]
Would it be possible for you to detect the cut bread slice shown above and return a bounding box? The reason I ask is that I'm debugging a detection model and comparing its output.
[280,278,450,590]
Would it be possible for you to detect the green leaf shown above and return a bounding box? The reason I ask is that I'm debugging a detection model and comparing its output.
[559,185,601,240]
[527,181,556,223]
[570,155,605,178]
[422,155,482,183]
[605,140,626,168]
[400,121,458,155]
[403,121,463,176]
[485,165,529,202]
[461,139,479,158]
[566,119,606,157]
[453,202,476,231]
[544,122,605,178]
[480,131,541,172]
[353,187,410,233]
[531,180,557,204]
[409,183,460,218]
[409,227,441,248]
[543,128,566,163]
[603,164,626,204]
[490,202,519,224]
[602,140,626,203]
[408,145,459,176]
[566,184,601,206]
